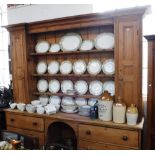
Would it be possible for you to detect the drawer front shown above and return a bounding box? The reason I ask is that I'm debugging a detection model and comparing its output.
[6,113,44,132]
[78,140,130,150]
[79,124,139,148]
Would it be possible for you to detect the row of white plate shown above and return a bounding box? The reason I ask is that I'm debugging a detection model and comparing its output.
[37,79,115,96]
[36,59,115,75]
[35,32,114,53]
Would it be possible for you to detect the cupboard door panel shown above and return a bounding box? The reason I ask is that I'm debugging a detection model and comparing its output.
[10,27,29,103]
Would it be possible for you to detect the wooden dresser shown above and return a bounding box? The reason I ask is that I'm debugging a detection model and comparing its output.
[4,109,143,149]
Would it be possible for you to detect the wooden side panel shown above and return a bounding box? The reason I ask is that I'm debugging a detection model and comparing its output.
[115,16,142,117]
[10,26,29,103]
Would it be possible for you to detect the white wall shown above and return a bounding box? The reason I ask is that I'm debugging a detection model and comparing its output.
[7,4,93,24]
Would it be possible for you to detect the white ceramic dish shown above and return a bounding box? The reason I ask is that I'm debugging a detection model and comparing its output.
[36,61,47,74]
[35,41,50,53]
[61,104,77,111]
[74,80,88,95]
[102,59,115,75]
[49,96,61,105]
[59,33,82,51]
[89,80,103,96]
[75,98,87,107]
[61,80,73,94]
[61,97,75,106]
[10,103,17,109]
[26,104,36,113]
[49,43,60,53]
[48,61,59,74]
[17,103,26,112]
[88,98,98,106]
[49,79,60,93]
[37,107,45,114]
[73,60,86,75]
[87,60,102,75]
[45,104,56,115]
[94,33,114,50]
[80,40,94,51]
[61,108,78,113]
[103,81,115,96]
[31,100,41,106]
[39,95,49,106]
[37,79,48,93]
[60,60,72,75]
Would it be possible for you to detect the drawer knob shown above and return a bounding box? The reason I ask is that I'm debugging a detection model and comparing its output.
[122,136,128,141]
[33,122,37,126]
[86,130,91,135]
[10,118,14,122]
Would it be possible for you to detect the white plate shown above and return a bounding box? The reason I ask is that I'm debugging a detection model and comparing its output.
[103,81,115,96]
[36,61,47,74]
[61,80,73,94]
[48,61,59,74]
[80,40,94,51]
[102,59,115,75]
[60,60,72,74]
[61,108,78,113]
[73,60,86,75]
[74,80,88,95]
[94,33,114,50]
[49,43,61,53]
[89,80,103,96]
[75,98,87,107]
[37,79,48,93]
[87,59,102,75]
[49,79,60,93]
[88,98,98,106]
[39,95,49,106]
[49,96,61,105]
[35,41,50,53]
[61,97,75,106]
[59,33,82,51]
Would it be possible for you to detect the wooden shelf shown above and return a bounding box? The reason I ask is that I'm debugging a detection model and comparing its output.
[30,49,114,56]
[32,73,114,78]
[33,92,101,99]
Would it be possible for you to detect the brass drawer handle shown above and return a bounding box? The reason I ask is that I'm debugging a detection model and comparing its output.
[33,122,38,126]
[122,136,128,141]
[86,130,91,135]
[10,118,15,122]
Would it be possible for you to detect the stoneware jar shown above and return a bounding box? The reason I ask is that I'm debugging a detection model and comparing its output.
[113,97,126,123]
[126,104,138,125]
[98,91,113,121]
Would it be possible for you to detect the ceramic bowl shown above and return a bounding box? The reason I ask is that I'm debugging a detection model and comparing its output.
[61,104,77,111]
[10,103,17,109]
[37,107,45,114]
[17,103,26,111]
[26,104,36,113]
[31,100,41,107]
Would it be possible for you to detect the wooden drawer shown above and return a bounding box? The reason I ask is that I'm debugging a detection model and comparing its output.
[78,140,130,150]
[6,113,44,132]
[79,124,139,148]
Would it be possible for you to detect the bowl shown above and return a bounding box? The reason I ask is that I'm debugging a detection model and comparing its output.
[61,105,77,111]
[31,100,41,107]
[17,103,26,111]
[37,107,45,114]
[10,103,17,109]
[26,104,36,113]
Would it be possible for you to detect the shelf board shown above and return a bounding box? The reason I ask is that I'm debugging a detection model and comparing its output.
[32,73,114,78]
[30,49,114,56]
[33,92,101,99]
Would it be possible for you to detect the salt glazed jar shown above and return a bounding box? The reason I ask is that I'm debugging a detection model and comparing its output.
[126,104,138,125]
[113,96,126,124]
[98,91,113,121]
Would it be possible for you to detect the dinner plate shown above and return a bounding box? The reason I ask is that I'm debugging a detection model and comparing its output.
[73,60,86,75]
[49,43,61,53]
[61,80,73,94]
[94,33,114,50]
[37,79,48,93]
[75,98,87,107]
[103,81,115,96]
[88,98,98,106]
[39,95,49,106]
[35,41,50,53]
[49,96,61,105]
[60,60,72,74]
[79,40,94,51]
[102,59,115,75]
[87,59,102,75]
[49,79,60,93]
[61,97,75,106]
[74,80,88,95]
[61,108,78,113]
[48,61,59,74]
[89,80,103,96]
[36,61,47,74]
[59,33,82,51]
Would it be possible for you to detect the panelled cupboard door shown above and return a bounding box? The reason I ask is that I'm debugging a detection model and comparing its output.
[10,26,29,103]
[115,16,142,117]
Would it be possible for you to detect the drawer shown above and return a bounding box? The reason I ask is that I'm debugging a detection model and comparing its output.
[6,113,44,132]
[79,124,139,148]
[78,140,130,150]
